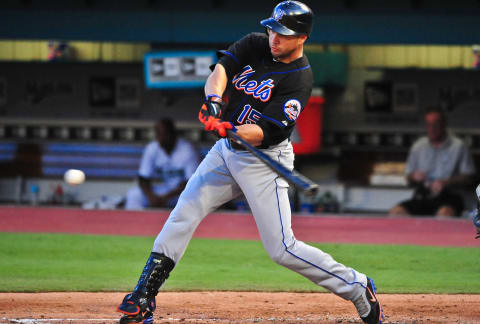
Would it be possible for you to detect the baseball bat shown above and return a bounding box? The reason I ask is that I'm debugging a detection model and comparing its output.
[227,130,319,194]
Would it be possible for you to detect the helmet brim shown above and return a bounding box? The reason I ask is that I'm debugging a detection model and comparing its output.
[260,18,298,36]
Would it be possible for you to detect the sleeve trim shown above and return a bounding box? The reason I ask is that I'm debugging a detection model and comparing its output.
[218,50,240,65]
[261,114,286,128]
[259,64,311,79]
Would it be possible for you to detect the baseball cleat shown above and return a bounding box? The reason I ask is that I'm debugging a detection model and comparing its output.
[119,313,153,324]
[119,314,144,324]
[117,293,156,323]
[142,313,154,324]
[117,253,175,324]
[353,277,383,324]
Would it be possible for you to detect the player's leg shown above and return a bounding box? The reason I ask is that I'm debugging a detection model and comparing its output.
[388,203,410,216]
[246,178,382,323]
[436,205,456,217]
[117,252,174,324]
[433,191,464,217]
[118,141,242,323]
[228,144,381,323]
[152,145,243,262]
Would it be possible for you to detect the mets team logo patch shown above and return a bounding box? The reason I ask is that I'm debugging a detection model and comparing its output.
[283,99,301,122]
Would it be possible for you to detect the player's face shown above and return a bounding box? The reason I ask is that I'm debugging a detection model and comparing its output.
[267,29,307,63]
[155,122,173,148]
[425,112,446,143]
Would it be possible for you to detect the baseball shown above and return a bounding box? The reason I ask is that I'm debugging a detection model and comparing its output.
[64,169,85,185]
[476,184,480,201]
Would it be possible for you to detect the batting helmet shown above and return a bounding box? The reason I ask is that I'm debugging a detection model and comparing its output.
[260,1,314,37]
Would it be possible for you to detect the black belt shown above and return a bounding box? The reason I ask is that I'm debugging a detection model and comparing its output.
[228,138,270,150]
[229,139,246,150]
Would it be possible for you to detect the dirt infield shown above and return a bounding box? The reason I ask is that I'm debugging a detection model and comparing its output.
[0,292,479,323]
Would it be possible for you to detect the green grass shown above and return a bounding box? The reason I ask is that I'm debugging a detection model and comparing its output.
[1,232,479,294]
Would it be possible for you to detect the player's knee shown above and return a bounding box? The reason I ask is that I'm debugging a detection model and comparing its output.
[388,205,409,217]
[166,204,203,235]
[436,205,456,217]
[269,250,287,265]
[266,243,294,266]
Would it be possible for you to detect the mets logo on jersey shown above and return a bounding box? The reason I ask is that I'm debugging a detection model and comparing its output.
[283,99,301,122]
[232,65,275,102]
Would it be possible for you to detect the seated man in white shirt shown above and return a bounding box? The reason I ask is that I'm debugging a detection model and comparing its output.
[389,107,476,217]
[125,118,200,210]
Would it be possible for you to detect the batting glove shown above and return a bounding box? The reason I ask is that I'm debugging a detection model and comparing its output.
[203,116,220,131]
[199,94,223,125]
[212,121,236,138]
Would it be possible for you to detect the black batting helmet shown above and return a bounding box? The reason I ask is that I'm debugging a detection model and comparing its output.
[260,1,314,37]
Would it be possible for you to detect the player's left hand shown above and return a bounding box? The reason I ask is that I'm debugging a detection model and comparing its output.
[146,193,168,208]
[212,121,235,138]
[429,179,448,196]
[199,95,223,125]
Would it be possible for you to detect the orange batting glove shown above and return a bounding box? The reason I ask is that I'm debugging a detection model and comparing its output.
[212,121,236,138]
[199,105,219,128]
[199,94,223,125]
[203,116,220,132]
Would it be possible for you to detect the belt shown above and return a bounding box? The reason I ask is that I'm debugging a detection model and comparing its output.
[228,138,270,150]
[229,139,246,150]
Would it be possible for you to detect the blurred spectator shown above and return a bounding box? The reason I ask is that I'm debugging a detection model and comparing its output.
[125,118,200,210]
[389,107,476,217]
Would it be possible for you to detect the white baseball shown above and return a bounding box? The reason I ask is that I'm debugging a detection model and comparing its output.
[476,184,480,201]
[64,169,85,185]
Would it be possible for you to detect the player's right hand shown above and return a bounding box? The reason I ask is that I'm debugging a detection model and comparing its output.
[199,94,223,125]
[212,121,235,138]
[411,171,426,183]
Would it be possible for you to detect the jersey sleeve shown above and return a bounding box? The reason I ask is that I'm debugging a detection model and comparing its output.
[217,33,268,79]
[138,142,156,178]
[256,72,312,146]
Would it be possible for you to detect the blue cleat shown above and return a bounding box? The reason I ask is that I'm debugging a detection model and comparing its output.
[142,313,154,324]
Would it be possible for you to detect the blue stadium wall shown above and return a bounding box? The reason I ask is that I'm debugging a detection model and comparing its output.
[0,0,479,45]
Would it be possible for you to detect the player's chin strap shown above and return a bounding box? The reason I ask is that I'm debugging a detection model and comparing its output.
[134,252,175,308]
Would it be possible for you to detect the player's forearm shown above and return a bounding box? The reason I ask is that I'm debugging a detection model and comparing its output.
[138,177,157,201]
[235,124,264,146]
[205,64,227,97]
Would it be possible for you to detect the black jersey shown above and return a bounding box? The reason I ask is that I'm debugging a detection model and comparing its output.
[217,32,313,147]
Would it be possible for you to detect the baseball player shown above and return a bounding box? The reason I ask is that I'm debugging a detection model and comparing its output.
[116,2,382,324]
[125,118,200,210]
